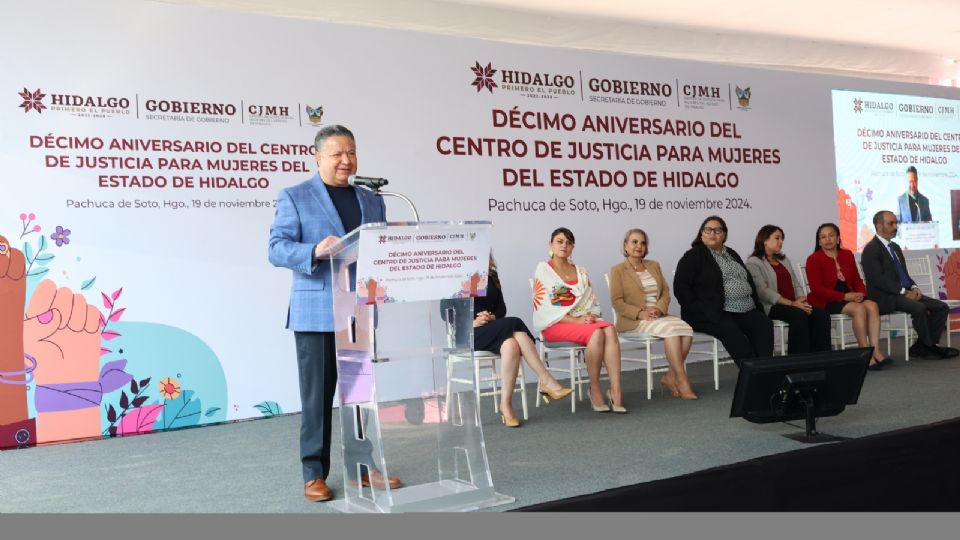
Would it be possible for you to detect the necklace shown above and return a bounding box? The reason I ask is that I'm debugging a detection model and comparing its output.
[629,258,645,272]
[553,261,576,281]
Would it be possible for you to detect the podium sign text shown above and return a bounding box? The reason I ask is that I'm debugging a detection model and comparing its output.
[354,224,491,305]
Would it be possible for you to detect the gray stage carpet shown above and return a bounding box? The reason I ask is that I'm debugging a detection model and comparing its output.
[2,343,959,513]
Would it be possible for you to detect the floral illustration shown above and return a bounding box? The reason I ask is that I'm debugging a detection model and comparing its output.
[355,277,392,304]
[158,388,202,429]
[159,377,182,400]
[19,212,41,239]
[254,401,283,417]
[938,250,960,330]
[50,225,70,247]
[4,214,229,449]
[117,404,164,436]
[103,376,153,437]
[454,271,488,298]
[856,224,874,253]
[550,284,576,307]
[942,250,960,299]
[532,278,545,310]
[98,287,126,351]
[836,187,859,251]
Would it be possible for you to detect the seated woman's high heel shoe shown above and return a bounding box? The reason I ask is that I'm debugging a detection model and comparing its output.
[539,385,573,403]
[660,376,680,398]
[500,413,521,428]
[606,390,627,414]
[588,390,611,412]
[590,400,611,413]
[675,381,698,400]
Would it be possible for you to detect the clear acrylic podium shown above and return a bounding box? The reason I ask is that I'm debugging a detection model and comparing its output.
[327,221,514,513]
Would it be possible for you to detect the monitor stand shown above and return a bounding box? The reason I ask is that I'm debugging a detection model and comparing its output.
[782,388,850,444]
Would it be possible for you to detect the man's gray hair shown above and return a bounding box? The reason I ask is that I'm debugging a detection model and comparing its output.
[314,125,355,152]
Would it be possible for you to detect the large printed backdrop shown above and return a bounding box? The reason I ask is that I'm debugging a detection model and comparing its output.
[2,0,960,449]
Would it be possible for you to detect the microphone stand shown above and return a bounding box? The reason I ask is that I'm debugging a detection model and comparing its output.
[368,187,420,223]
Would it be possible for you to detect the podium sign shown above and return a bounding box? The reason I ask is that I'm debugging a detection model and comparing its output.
[898,221,939,250]
[328,221,513,513]
[354,224,492,305]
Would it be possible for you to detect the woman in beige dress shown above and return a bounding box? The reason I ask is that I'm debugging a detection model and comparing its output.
[609,228,697,399]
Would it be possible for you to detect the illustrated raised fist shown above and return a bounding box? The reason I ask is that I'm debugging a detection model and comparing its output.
[23,278,104,443]
[0,234,29,430]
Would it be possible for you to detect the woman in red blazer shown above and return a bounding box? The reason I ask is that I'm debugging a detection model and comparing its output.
[804,223,888,369]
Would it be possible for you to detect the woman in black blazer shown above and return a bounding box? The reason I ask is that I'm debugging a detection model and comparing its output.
[673,215,774,364]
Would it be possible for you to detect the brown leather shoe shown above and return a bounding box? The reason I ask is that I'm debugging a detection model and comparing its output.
[347,470,403,489]
[367,470,402,489]
[304,478,333,502]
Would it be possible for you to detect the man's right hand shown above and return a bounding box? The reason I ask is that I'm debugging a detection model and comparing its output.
[905,288,922,301]
[314,236,341,258]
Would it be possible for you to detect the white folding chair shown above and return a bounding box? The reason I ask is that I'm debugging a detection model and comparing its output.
[911,255,960,346]
[444,305,528,420]
[529,279,587,413]
[906,256,960,350]
[796,264,858,351]
[695,332,727,390]
[604,273,666,400]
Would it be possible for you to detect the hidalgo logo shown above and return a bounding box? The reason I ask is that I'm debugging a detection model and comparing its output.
[305,104,324,125]
[735,86,751,108]
[853,98,863,113]
[18,88,46,114]
[470,61,497,93]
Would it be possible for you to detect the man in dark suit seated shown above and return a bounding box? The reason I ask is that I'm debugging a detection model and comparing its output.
[896,166,933,224]
[861,210,958,359]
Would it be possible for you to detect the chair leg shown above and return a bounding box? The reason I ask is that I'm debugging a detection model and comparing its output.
[444,357,454,420]
[518,364,529,421]
[646,341,653,400]
[713,338,720,391]
[570,350,577,413]
[904,316,911,362]
[536,345,544,408]
[476,357,494,415]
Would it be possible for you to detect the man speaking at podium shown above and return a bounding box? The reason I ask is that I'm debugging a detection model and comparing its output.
[897,166,933,223]
[269,125,400,502]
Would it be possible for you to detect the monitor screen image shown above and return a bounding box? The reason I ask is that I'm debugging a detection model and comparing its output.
[832,89,960,251]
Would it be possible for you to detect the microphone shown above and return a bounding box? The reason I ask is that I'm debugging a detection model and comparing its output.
[348,175,389,189]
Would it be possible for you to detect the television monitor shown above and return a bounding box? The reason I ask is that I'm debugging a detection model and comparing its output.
[730,347,872,443]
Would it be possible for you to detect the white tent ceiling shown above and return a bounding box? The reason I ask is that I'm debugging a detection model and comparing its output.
[161,0,960,84]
